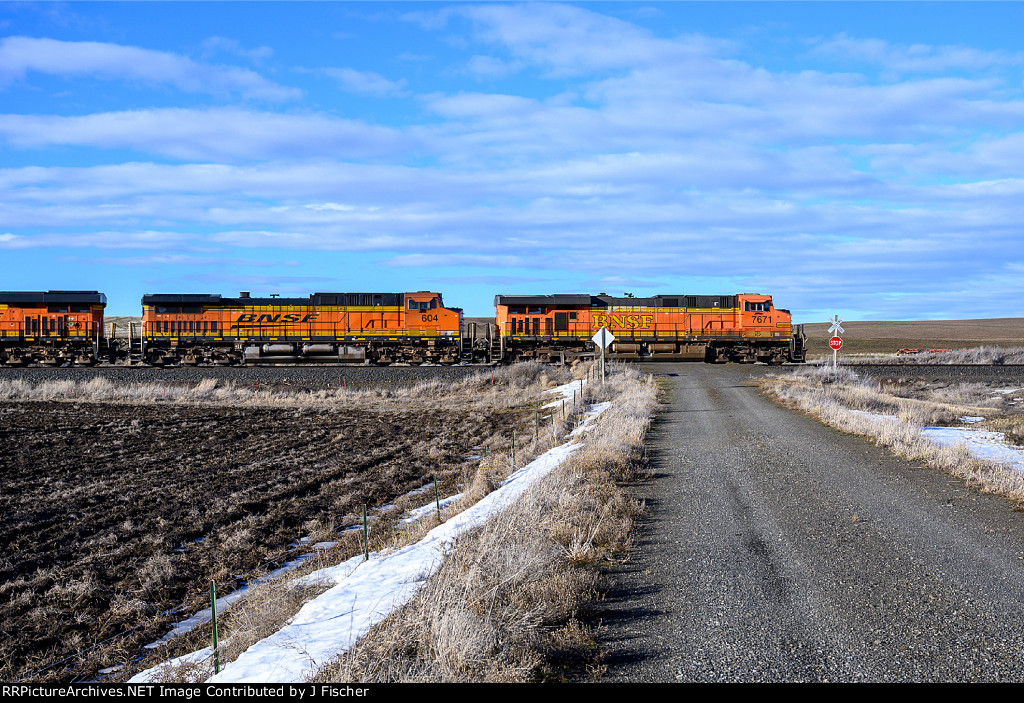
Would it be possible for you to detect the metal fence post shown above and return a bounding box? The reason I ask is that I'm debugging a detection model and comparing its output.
[210,580,220,674]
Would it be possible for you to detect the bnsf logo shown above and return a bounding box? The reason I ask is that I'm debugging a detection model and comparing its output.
[232,312,319,329]
[235,313,318,324]
[592,313,654,329]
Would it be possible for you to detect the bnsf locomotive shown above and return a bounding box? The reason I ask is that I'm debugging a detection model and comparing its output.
[0,290,106,366]
[495,293,805,364]
[140,291,462,366]
[0,288,805,366]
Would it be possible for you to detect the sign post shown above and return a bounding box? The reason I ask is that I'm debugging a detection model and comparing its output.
[827,315,845,369]
[591,327,616,385]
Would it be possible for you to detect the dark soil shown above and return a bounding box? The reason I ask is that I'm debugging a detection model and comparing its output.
[0,399,514,682]
[802,317,1024,358]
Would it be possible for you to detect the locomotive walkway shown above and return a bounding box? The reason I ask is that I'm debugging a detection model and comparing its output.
[591,363,1024,682]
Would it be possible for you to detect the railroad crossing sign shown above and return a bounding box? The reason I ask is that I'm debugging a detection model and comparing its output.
[827,315,844,368]
[828,315,844,336]
[591,327,616,349]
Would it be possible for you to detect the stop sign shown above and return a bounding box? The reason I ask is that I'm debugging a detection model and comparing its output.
[829,336,843,350]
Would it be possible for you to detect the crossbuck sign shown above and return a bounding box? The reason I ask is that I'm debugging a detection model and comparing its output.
[828,315,844,368]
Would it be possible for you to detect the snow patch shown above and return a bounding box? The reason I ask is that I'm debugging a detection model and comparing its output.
[921,427,1024,472]
[131,395,609,685]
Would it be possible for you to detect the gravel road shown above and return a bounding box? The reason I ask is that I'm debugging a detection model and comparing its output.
[593,363,1024,682]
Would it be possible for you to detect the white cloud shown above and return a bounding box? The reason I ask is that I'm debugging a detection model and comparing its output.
[0,231,193,249]
[446,2,712,77]
[811,34,1024,74]
[465,54,524,79]
[323,67,408,96]
[200,36,274,63]
[66,254,298,267]
[0,108,409,160]
[0,36,299,100]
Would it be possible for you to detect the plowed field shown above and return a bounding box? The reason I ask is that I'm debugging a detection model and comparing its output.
[0,399,513,682]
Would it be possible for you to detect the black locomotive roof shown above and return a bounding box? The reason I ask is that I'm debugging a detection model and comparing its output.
[495,294,741,308]
[0,290,106,305]
[143,292,406,307]
[494,294,593,306]
[143,294,224,305]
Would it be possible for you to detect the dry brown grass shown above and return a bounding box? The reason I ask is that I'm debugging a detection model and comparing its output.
[763,366,1024,505]
[312,364,658,683]
[0,361,560,413]
[4,362,577,684]
[99,362,596,684]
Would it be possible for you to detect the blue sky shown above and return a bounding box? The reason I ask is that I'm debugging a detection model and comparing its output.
[2,2,1023,320]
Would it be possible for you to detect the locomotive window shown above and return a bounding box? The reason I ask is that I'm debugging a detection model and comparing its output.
[528,306,543,314]
[569,312,577,320]
[47,306,67,313]
[764,301,771,311]
[430,299,437,309]
[508,305,527,314]
[70,306,90,313]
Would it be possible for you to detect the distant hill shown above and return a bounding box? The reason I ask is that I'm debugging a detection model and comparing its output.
[800,318,1024,358]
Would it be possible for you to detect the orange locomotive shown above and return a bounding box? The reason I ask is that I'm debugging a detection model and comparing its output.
[0,290,107,366]
[140,290,462,365]
[494,293,806,364]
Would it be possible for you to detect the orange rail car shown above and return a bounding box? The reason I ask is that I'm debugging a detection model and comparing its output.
[494,293,805,364]
[0,290,106,366]
[140,291,462,365]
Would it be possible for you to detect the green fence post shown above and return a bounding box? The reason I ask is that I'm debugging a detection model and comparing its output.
[434,474,441,520]
[210,579,220,675]
[363,504,369,561]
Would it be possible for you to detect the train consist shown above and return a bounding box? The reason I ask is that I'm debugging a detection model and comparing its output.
[0,289,805,366]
